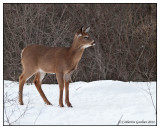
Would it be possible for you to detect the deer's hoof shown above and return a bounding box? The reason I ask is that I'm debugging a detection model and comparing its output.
[19,101,24,105]
[66,102,73,107]
[45,101,52,105]
[59,103,64,107]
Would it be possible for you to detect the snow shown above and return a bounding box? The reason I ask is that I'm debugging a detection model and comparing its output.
[4,80,156,125]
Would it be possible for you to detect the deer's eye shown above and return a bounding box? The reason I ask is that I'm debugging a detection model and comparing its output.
[84,36,88,39]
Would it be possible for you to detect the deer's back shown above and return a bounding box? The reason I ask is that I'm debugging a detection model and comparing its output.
[21,44,70,73]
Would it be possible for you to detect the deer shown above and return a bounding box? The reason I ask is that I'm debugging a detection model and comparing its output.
[19,27,95,107]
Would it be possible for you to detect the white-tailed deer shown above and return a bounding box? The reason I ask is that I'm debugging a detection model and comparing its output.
[19,27,95,107]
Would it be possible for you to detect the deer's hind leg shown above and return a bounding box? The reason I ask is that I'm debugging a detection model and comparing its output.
[19,70,35,105]
[33,72,52,105]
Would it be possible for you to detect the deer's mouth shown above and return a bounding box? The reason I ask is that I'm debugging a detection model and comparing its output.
[81,41,95,49]
[91,42,96,46]
[82,44,92,48]
[91,40,96,46]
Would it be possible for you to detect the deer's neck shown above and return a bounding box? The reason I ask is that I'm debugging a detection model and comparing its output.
[69,39,85,64]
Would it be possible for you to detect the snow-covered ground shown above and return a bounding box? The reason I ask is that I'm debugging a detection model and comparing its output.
[4,80,156,125]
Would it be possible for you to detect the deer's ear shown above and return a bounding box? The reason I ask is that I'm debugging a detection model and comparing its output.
[85,27,90,33]
[81,26,85,32]
[76,27,83,37]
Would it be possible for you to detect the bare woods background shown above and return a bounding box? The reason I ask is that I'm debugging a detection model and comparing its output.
[4,4,157,83]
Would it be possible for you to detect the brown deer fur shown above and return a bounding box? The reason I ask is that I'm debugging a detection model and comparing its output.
[19,27,95,107]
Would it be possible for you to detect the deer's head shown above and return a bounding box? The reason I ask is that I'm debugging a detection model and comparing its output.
[73,27,95,49]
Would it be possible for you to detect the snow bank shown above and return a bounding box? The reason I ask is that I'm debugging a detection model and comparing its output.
[4,80,156,125]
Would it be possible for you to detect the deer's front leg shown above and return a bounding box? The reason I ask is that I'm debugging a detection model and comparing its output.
[64,80,72,107]
[56,73,64,107]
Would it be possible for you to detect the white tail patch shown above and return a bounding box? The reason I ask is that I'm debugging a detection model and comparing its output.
[39,69,56,82]
[39,72,46,83]
[39,69,45,82]
[21,48,25,58]
[21,50,24,58]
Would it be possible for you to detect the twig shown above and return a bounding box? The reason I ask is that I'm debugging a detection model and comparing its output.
[34,108,43,125]
[10,100,30,125]
[117,114,123,125]
[76,86,82,91]
[147,84,156,114]
[4,91,30,125]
